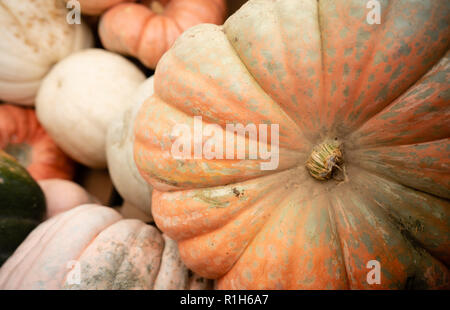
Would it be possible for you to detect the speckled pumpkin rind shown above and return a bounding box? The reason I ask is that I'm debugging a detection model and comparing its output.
[134,0,450,289]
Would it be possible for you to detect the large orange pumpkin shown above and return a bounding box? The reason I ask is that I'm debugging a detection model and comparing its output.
[0,104,74,180]
[134,0,450,289]
[98,0,227,68]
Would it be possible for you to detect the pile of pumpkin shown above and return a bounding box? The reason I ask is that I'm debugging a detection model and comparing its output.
[0,0,449,290]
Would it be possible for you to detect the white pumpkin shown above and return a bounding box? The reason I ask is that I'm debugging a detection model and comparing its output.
[106,77,154,217]
[0,0,93,105]
[0,204,198,290]
[36,49,146,168]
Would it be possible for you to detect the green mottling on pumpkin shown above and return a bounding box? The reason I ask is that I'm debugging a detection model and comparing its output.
[425,28,439,42]
[327,47,336,57]
[344,47,353,56]
[291,94,299,107]
[331,81,337,96]
[364,150,380,156]
[414,102,439,114]
[351,253,363,270]
[353,92,364,107]
[361,232,374,254]
[398,41,412,56]
[356,28,371,44]
[349,6,364,19]
[428,71,447,84]
[328,61,335,74]
[343,63,350,76]
[380,111,399,120]
[374,51,388,65]
[343,86,350,97]
[307,50,319,61]
[420,156,438,165]
[376,85,389,102]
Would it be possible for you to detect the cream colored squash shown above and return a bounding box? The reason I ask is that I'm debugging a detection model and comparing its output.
[106,77,154,217]
[0,204,198,290]
[0,0,93,105]
[36,49,146,168]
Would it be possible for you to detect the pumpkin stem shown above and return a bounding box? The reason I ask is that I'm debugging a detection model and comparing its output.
[305,139,344,181]
[150,1,165,14]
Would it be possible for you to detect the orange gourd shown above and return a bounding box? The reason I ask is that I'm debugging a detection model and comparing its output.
[76,0,132,15]
[134,0,450,289]
[0,104,74,181]
[98,0,227,68]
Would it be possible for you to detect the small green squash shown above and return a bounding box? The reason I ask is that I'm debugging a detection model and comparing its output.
[0,150,45,265]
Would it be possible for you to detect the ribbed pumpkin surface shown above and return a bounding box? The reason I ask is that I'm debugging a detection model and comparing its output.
[134,0,450,289]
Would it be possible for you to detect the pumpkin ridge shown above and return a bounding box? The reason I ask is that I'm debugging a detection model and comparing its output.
[345,52,450,141]
[346,139,450,199]
[104,219,160,289]
[345,51,450,147]
[346,160,448,201]
[60,215,123,288]
[135,6,155,55]
[325,195,351,289]
[159,33,307,144]
[177,178,295,241]
[217,184,340,289]
[349,168,450,266]
[221,28,307,142]
[148,228,166,289]
[133,95,306,191]
[180,182,303,279]
[336,0,394,136]
[277,1,320,141]
[333,182,449,288]
[316,0,326,139]
[187,176,338,281]
[108,221,144,289]
[151,167,313,242]
[370,199,450,272]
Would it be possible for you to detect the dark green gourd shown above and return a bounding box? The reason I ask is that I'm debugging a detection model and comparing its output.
[0,150,45,266]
